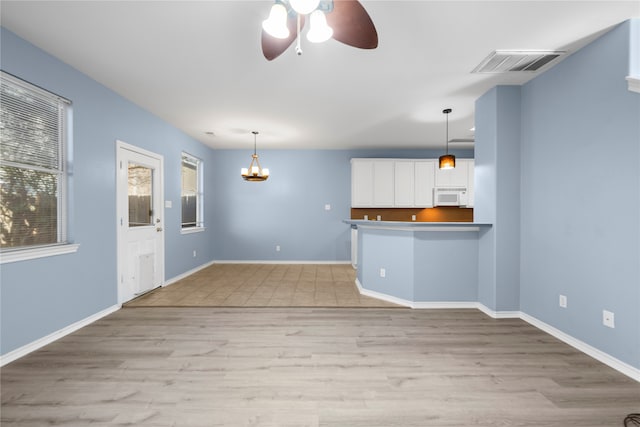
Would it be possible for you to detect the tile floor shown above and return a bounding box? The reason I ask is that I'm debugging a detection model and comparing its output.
[126,263,402,308]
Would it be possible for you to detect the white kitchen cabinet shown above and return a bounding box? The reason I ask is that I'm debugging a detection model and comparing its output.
[351,159,394,207]
[352,158,471,208]
[414,160,436,207]
[351,160,374,207]
[394,161,415,207]
[373,161,394,207]
[435,159,469,187]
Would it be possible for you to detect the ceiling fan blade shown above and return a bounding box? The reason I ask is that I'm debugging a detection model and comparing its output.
[327,0,378,49]
[261,15,306,61]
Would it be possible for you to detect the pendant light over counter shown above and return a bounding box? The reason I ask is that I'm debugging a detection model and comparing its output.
[439,108,455,170]
[241,131,269,181]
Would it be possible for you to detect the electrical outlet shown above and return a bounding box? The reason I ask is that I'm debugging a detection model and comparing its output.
[559,294,567,308]
[377,215,382,221]
[193,250,197,258]
[411,215,416,221]
[276,245,281,252]
[364,215,368,220]
[603,310,615,328]
[379,268,386,278]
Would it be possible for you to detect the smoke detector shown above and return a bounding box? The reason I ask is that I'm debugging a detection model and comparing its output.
[472,50,565,73]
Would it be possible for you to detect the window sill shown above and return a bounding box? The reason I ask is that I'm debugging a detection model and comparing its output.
[181,227,206,235]
[0,243,80,264]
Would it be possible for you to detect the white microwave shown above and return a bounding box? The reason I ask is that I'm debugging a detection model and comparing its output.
[433,187,468,207]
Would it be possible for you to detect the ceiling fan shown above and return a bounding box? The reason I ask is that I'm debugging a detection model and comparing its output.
[261,0,378,61]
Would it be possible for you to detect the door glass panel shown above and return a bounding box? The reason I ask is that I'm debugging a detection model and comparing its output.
[128,162,153,227]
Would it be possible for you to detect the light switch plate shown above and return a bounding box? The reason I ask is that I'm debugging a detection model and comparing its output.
[559,294,567,308]
[603,310,615,328]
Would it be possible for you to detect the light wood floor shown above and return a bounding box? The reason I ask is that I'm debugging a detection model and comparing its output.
[126,264,400,308]
[2,308,639,426]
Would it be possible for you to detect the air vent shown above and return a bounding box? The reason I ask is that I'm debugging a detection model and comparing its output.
[472,50,565,73]
[448,138,475,144]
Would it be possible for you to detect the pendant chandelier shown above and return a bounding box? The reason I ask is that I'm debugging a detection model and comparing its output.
[439,108,456,170]
[241,131,269,181]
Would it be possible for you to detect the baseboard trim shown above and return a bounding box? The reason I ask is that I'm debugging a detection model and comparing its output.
[476,303,521,319]
[164,260,216,287]
[412,301,479,309]
[0,304,120,367]
[355,279,413,307]
[520,312,640,382]
[214,260,352,265]
[626,75,640,93]
[355,279,481,310]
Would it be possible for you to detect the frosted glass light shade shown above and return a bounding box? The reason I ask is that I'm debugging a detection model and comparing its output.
[290,0,320,15]
[439,154,456,169]
[262,168,269,176]
[262,4,290,39]
[241,168,249,175]
[307,10,333,43]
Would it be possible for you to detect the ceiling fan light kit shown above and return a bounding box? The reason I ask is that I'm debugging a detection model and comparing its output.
[262,3,290,39]
[307,9,333,43]
[261,0,378,60]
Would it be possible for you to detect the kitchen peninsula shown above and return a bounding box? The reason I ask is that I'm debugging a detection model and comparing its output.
[348,157,494,308]
[344,219,492,308]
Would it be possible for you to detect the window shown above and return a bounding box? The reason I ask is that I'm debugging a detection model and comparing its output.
[181,152,203,231]
[0,71,72,257]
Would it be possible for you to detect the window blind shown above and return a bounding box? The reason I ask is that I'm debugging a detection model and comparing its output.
[0,72,69,249]
[181,153,202,229]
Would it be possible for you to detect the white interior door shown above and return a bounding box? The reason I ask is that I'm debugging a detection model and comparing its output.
[116,141,164,304]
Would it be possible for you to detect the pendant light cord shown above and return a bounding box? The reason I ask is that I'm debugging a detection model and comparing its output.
[446,112,449,155]
[443,108,452,155]
[296,14,302,55]
[252,131,258,156]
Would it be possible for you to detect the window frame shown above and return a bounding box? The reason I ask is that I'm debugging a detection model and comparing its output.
[0,71,77,264]
[180,152,204,233]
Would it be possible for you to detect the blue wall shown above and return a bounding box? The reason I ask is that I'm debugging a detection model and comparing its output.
[210,148,473,262]
[360,229,415,301]
[519,20,640,368]
[0,28,217,355]
[356,226,479,304]
[475,89,498,309]
[414,231,478,301]
[475,86,522,312]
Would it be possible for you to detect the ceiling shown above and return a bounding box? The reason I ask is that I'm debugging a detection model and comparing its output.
[1,1,638,150]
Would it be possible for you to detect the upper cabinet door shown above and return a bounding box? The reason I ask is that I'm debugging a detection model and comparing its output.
[414,160,436,207]
[373,161,394,207]
[352,158,468,208]
[394,161,415,207]
[351,159,374,207]
[351,159,395,207]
